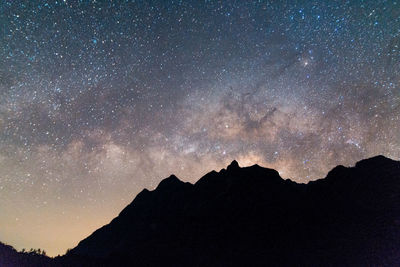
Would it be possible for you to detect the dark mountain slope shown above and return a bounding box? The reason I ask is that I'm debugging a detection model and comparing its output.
[63,155,400,266]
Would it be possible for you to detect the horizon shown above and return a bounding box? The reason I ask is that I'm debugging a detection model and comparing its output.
[1,154,398,257]
[1,0,399,257]
[2,154,398,257]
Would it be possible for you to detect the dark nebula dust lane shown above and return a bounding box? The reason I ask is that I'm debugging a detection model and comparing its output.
[0,0,399,256]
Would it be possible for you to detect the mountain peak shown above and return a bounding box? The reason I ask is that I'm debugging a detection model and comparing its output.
[227,160,240,171]
[355,155,395,168]
[156,174,183,190]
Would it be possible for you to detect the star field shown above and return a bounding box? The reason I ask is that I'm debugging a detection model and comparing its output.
[0,0,399,256]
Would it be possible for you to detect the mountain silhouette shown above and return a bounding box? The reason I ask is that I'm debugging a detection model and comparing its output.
[55,155,400,266]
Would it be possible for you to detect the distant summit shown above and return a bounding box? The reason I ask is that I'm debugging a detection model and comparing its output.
[60,155,400,266]
[156,174,184,190]
[227,159,240,171]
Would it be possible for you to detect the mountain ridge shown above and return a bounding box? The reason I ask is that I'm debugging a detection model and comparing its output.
[1,155,399,266]
[61,155,400,266]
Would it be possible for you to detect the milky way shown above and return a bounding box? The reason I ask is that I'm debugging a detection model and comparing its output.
[0,0,399,256]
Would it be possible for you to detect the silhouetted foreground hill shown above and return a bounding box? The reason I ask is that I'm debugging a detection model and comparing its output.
[0,242,52,267]
[57,155,400,266]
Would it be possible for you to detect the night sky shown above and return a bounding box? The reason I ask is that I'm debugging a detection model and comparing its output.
[1,0,399,256]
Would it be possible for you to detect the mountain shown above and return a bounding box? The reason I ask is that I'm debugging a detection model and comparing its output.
[60,155,400,266]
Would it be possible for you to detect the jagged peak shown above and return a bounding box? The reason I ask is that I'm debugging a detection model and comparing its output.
[227,160,240,171]
[325,164,348,178]
[156,174,184,190]
[355,155,395,168]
